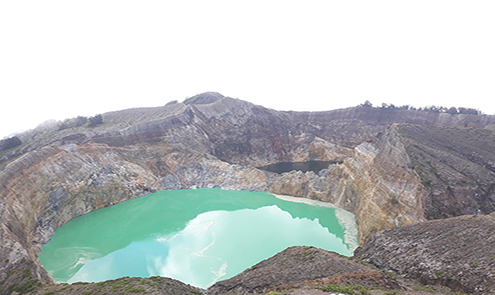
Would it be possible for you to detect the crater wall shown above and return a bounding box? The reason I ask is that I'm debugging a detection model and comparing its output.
[1,97,495,289]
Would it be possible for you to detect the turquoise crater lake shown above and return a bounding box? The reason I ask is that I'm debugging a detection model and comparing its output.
[39,188,358,289]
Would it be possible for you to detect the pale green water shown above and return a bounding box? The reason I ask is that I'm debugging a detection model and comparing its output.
[39,188,358,289]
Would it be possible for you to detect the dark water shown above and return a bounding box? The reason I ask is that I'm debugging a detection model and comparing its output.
[257,160,342,174]
[39,188,357,288]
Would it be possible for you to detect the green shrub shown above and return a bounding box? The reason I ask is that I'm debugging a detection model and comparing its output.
[8,280,40,294]
[22,268,32,279]
[88,114,103,127]
[6,270,14,278]
[0,136,22,151]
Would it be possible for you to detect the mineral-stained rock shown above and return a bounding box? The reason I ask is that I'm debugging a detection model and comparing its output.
[354,214,495,294]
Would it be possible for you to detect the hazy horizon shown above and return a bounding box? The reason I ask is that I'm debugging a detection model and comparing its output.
[2,1,494,138]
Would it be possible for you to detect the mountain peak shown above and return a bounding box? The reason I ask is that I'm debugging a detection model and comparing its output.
[183,92,224,105]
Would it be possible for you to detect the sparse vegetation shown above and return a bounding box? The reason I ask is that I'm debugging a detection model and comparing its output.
[165,100,179,106]
[6,279,40,294]
[21,276,205,294]
[58,116,88,130]
[319,284,370,295]
[0,136,22,150]
[88,114,103,127]
[359,101,483,115]
[414,284,437,292]
[124,285,146,293]
[22,268,31,279]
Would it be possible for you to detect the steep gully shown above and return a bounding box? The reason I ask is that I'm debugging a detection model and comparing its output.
[1,96,495,291]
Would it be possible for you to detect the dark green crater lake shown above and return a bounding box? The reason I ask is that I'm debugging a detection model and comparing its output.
[39,188,357,289]
[257,161,342,174]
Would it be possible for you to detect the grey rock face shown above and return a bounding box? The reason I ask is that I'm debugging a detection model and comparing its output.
[355,214,495,294]
[207,246,371,294]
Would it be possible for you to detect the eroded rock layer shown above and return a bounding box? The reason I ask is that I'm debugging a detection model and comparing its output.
[355,214,495,294]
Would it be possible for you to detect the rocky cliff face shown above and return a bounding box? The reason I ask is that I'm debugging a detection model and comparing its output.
[398,124,495,218]
[1,95,495,293]
[355,214,495,294]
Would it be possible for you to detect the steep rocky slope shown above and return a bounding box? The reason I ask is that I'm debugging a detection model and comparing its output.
[1,94,495,293]
[32,276,203,295]
[398,124,495,218]
[355,214,495,294]
[208,246,455,295]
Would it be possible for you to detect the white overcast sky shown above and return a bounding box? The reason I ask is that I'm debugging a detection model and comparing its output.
[1,1,495,139]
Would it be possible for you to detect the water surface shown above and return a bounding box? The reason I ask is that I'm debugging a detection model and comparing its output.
[40,188,357,288]
[257,161,342,174]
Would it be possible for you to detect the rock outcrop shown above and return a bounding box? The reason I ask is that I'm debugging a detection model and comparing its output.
[31,276,203,295]
[355,214,495,294]
[398,124,495,218]
[208,246,455,295]
[208,246,374,294]
[1,95,495,293]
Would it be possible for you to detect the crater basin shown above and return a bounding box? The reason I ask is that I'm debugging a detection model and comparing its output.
[39,188,358,289]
